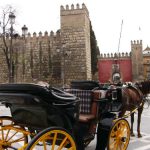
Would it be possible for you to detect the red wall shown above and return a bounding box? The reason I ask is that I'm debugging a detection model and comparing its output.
[98,58,132,83]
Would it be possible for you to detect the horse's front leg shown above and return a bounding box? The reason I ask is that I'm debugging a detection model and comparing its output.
[137,106,143,138]
[131,112,135,136]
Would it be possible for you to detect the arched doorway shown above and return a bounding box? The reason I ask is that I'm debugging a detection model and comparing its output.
[112,72,121,83]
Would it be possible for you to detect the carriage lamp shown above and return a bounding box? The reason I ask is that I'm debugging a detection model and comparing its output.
[22,25,28,37]
[112,91,117,101]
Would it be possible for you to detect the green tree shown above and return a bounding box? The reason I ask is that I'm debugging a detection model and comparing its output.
[90,22,100,75]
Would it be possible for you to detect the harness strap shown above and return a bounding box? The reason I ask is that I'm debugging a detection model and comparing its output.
[113,102,143,122]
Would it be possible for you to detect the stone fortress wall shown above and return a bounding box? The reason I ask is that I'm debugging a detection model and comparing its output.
[99,52,131,59]
[0,3,92,87]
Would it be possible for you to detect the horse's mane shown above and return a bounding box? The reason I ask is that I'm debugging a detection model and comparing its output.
[126,85,142,98]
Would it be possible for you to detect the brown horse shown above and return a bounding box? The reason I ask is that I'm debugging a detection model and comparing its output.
[119,81,150,138]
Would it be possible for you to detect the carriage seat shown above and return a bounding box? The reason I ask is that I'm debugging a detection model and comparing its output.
[65,89,101,122]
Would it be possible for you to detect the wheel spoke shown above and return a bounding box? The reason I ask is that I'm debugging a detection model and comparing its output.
[26,127,76,150]
[118,141,122,150]
[114,142,119,150]
[110,129,117,138]
[109,140,116,149]
[6,131,18,141]
[5,120,14,141]
[58,136,67,150]
[9,136,27,144]
[52,132,57,150]
[108,119,130,150]
[121,141,126,148]
[4,129,11,141]
[43,140,47,150]
[0,117,28,150]
[1,128,4,141]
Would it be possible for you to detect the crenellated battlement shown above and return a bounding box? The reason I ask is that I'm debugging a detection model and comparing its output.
[100,52,131,58]
[0,30,62,40]
[15,30,61,41]
[60,3,89,17]
[131,40,142,45]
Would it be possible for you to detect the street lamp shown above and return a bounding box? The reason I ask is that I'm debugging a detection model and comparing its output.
[22,25,28,37]
[9,12,15,24]
[9,12,16,83]
[21,25,28,81]
[61,44,66,88]
[57,43,71,88]
[56,43,67,88]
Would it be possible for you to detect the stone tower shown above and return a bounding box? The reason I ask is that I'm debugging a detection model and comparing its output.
[131,40,143,81]
[60,3,92,84]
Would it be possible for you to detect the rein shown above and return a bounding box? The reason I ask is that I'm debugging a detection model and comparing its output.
[121,102,143,119]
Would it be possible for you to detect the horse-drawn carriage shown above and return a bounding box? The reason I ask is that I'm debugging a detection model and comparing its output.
[0,81,132,150]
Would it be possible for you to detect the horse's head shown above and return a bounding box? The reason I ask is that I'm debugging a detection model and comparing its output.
[136,81,150,95]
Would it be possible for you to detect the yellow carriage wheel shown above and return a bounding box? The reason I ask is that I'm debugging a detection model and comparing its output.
[108,119,130,150]
[26,127,76,150]
[0,116,28,150]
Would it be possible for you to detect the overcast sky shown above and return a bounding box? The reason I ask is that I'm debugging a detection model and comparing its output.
[1,0,150,53]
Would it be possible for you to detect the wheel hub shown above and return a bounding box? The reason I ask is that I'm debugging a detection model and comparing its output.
[121,137,126,142]
[0,140,11,149]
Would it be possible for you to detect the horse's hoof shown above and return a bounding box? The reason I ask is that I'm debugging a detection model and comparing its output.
[138,134,142,138]
[131,133,135,137]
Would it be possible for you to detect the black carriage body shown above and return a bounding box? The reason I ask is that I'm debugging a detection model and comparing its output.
[0,84,79,131]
